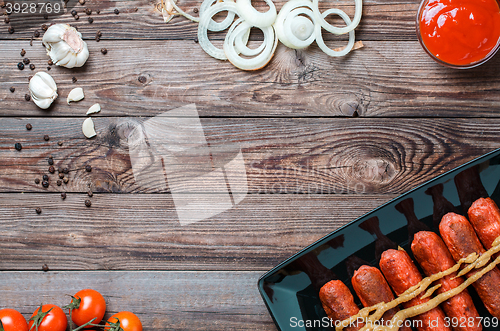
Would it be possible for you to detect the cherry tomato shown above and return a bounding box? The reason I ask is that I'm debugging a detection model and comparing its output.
[105,311,142,331]
[0,309,28,331]
[28,304,67,331]
[68,289,106,327]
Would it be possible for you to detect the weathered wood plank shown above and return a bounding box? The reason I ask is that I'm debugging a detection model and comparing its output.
[0,117,498,194]
[0,193,394,270]
[0,0,420,41]
[1,40,500,118]
[0,271,275,330]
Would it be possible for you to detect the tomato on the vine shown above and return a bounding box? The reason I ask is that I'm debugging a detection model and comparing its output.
[28,304,67,331]
[105,311,142,331]
[0,308,28,331]
[65,289,106,328]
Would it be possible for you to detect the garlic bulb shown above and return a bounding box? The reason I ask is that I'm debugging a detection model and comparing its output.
[42,24,89,68]
[29,72,58,109]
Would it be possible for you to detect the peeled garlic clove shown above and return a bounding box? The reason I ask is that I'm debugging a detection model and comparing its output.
[82,117,96,138]
[86,103,101,115]
[42,24,89,68]
[67,87,84,104]
[29,72,58,109]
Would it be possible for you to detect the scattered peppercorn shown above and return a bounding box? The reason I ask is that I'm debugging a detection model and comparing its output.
[43,174,49,181]
[138,76,147,84]
[194,37,199,43]
[34,30,40,37]
[20,49,26,56]
[41,24,48,31]
[57,179,62,186]
[23,58,30,65]
[193,8,199,13]
[101,48,107,54]
[71,9,77,16]
[87,191,93,197]
[17,62,24,70]
[72,76,77,83]
[42,264,49,271]
[63,167,69,174]
[42,180,49,188]
[47,66,51,71]
[14,143,22,151]
[95,31,102,42]
[48,159,54,166]
[25,94,31,101]
[4,17,9,23]
[85,199,92,207]
[88,17,93,23]
[61,192,67,199]
[85,165,92,172]
[114,8,119,14]
[30,64,35,70]
[59,173,64,179]
[74,14,79,20]
[63,177,69,184]
[44,135,49,141]
[49,166,55,174]
[85,7,91,15]
[48,59,53,65]
[58,141,63,146]
[9,86,15,92]
[8,26,14,34]
[35,178,40,184]
[26,123,32,130]
[36,207,42,214]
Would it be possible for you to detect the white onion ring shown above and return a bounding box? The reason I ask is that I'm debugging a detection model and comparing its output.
[312,0,362,35]
[200,0,236,31]
[274,0,315,49]
[314,8,355,57]
[198,1,238,60]
[223,19,278,70]
[235,0,277,28]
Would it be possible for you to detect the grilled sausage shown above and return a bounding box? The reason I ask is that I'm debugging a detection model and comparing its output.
[468,197,500,251]
[380,249,451,331]
[411,231,482,331]
[319,280,364,331]
[352,265,412,331]
[440,212,500,318]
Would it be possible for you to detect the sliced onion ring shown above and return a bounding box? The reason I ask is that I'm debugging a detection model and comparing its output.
[312,0,362,35]
[198,1,238,60]
[200,0,236,31]
[274,0,315,49]
[314,8,355,57]
[223,19,278,70]
[235,0,277,28]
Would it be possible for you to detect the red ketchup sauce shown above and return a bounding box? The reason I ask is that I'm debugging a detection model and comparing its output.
[418,0,500,66]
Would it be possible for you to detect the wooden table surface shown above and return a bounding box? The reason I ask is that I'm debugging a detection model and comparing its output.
[1,0,500,330]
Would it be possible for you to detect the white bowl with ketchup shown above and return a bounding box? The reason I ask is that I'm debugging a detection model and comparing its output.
[416,0,500,68]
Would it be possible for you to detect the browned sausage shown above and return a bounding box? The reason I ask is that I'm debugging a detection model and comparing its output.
[468,197,500,251]
[411,231,482,331]
[352,265,412,331]
[319,280,364,331]
[440,212,500,318]
[380,249,451,331]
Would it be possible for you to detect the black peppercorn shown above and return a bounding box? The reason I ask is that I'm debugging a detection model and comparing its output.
[194,38,199,43]
[88,17,93,23]
[85,199,92,207]
[14,143,22,151]
[44,135,49,141]
[42,264,49,271]
[63,177,69,184]
[59,173,64,179]
[4,17,9,23]
[34,30,40,37]
[30,64,35,70]
[42,180,49,188]
[85,7,91,15]
[48,159,54,166]
[35,178,40,184]
[36,207,42,214]
[17,62,24,70]
[58,141,63,146]
[74,14,79,20]
[25,94,31,101]
[23,58,30,65]
[48,59,53,65]
[8,26,14,34]
[101,48,107,54]
[138,76,147,84]
[57,179,62,186]
[63,167,69,174]
[42,174,49,181]
[87,191,93,197]
[9,86,15,93]
[26,123,32,130]
[71,9,77,16]
[61,192,67,199]
[72,77,77,83]
[114,8,119,14]
[47,67,51,71]
[20,49,26,56]
[193,8,199,13]
[85,165,92,172]
[49,166,55,173]
[41,24,48,31]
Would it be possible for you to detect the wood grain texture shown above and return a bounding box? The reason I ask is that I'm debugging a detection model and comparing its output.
[0,193,394,270]
[2,40,500,118]
[0,117,499,194]
[0,0,419,41]
[0,271,274,330]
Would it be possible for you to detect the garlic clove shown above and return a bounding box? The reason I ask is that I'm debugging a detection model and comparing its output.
[82,118,96,138]
[86,103,101,115]
[67,87,84,104]
[42,24,89,68]
[29,72,58,109]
